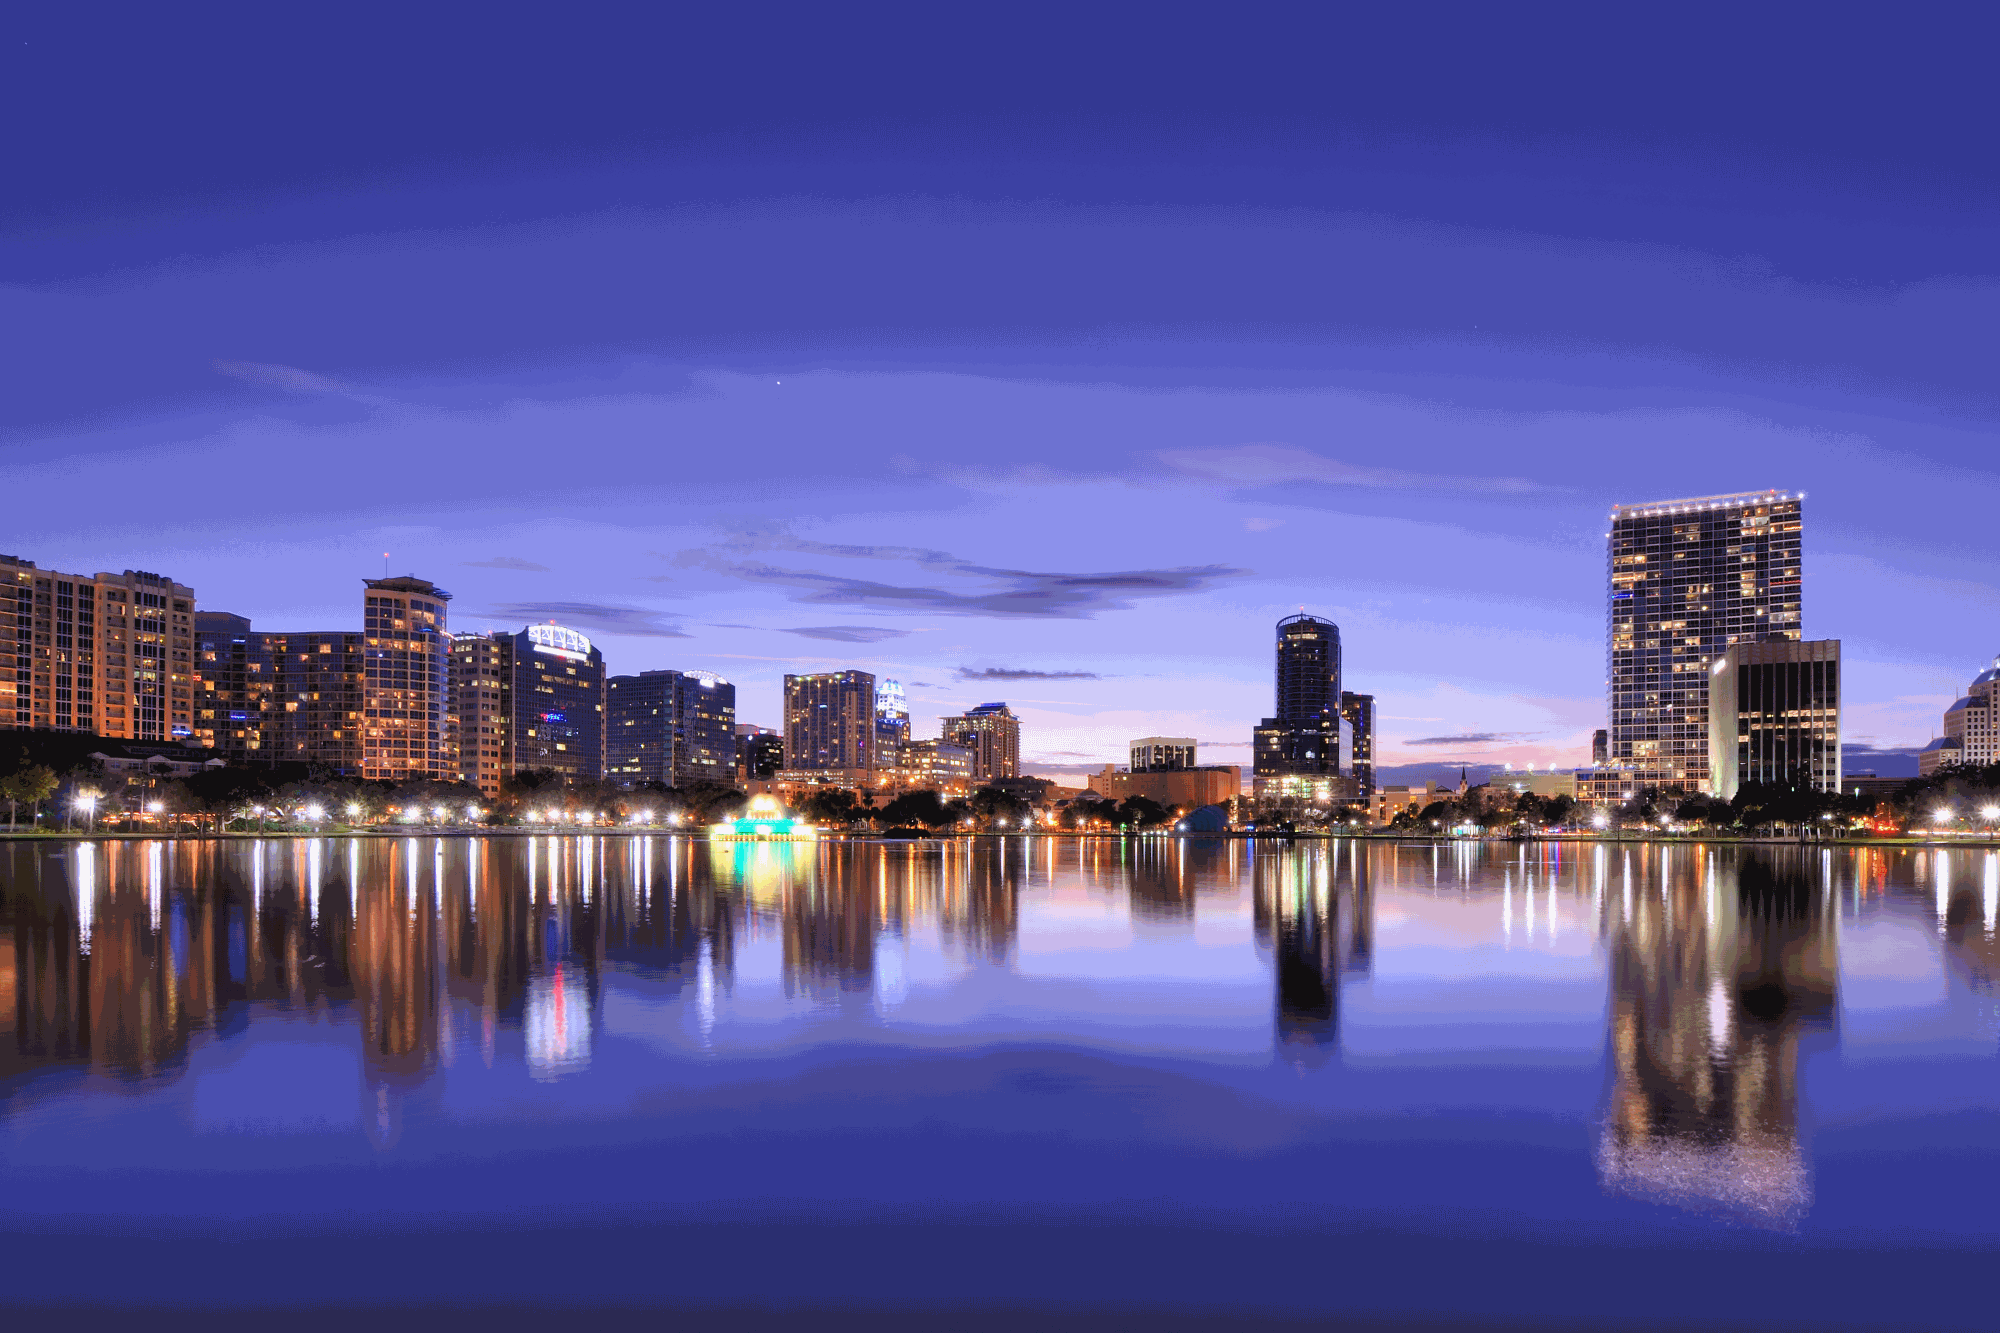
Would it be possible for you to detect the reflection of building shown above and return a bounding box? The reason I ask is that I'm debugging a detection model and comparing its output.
[607,669,737,788]
[361,576,455,781]
[1597,848,1835,1228]
[1131,736,1196,771]
[1920,652,2000,776]
[943,702,1021,782]
[785,670,877,770]
[1253,841,1372,1055]
[1595,491,1805,794]
[3,554,198,742]
[1708,638,1841,800]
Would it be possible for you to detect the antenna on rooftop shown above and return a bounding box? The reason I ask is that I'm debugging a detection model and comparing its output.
[382,551,390,576]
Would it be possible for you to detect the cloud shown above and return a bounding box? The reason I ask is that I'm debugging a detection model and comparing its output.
[955,666,1102,681]
[461,556,550,571]
[784,626,911,643]
[213,359,354,396]
[1161,443,1543,494]
[1403,732,1534,746]
[487,601,692,638]
[1245,516,1286,531]
[679,539,1248,620]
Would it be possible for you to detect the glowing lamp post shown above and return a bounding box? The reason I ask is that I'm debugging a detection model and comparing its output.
[76,792,99,834]
[346,802,363,824]
[305,804,325,825]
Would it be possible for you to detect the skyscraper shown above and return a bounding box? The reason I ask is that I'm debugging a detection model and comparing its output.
[1706,639,1841,801]
[1605,490,1804,793]
[3,554,197,742]
[785,670,877,770]
[1339,691,1375,799]
[449,630,514,796]
[875,677,910,754]
[361,576,453,781]
[606,669,737,788]
[943,702,1020,782]
[503,623,605,784]
[1254,614,1342,797]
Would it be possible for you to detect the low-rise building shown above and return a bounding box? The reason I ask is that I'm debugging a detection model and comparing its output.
[1092,764,1241,810]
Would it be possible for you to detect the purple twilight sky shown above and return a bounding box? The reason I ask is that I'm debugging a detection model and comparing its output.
[6,3,1997,778]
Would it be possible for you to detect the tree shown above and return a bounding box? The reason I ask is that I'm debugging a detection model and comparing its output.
[1,765,57,831]
[797,787,860,826]
[182,766,275,832]
[969,785,1029,827]
[880,789,951,829]
[1115,795,1170,828]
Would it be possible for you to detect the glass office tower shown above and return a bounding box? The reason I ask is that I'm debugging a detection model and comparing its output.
[1606,491,1803,793]
[1707,639,1841,801]
[1255,614,1342,785]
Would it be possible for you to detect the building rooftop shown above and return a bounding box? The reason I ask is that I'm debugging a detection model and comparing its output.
[1610,490,1803,518]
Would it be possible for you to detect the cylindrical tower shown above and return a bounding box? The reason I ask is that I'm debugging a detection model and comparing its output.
[1275,614,1340,723]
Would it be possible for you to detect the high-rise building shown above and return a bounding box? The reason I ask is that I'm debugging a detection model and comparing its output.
[785,671,877,770]
[1707,640,1841,801]
[498,623,605,784]
[943,702,1020,782]
[1920,653,2000,777]
[875,678,909,752]
[1604,490,1804,793]
[1339,692,1375,799]
[1131,736,1196,772]
[448,631,514,797]
[1592,729,1610,764]
[3,555,197,742]
[736,724,785,781]
[901,737,975,794]
[1254,614,1342,798]
[606,669,736,788]
[360,577,454,782]
[196,612,369,772]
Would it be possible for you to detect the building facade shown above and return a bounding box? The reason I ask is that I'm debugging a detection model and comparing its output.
[1921,652,2000,776]
[196,613,368,773]
[1707,639,1841,801]
[943,701,1020,782]
[736,724,784,781]
[1339,691,1375,798]
[500,623,605,784]
[449,631,514,797]
[360,577,454,782]
[875,678,909,753]
[1088,765,1240,810]
[607,669,736,788]
[785,671,877,770]
[1254,614,1343,798]
[1601,490,1805,793]
[1130,736,1197,772]
[3,555,197,742]
[901,738,975,794]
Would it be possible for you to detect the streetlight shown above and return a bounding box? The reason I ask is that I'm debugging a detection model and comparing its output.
[346,802,363,824]
[466,804,480,822]
[1982,805,2000,824]
[305,804,325,824]
[431,804,447,822]
[146,801,164,814]
[76,792,99,833]
[1591,811,1610,831]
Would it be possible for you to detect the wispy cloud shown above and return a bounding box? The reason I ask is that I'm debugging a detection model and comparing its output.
[1404,732,1534,746]
[1162,443,1543,494]
[461,556,550,571]
[955,665,1101,681]
[678,537,1247,620]
[488,601,692,638]
[785,626,911,643]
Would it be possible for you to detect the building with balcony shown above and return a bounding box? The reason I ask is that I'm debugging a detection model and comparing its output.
[942,701,1020,781]
[785,670,877,770]
[3,554,197,743]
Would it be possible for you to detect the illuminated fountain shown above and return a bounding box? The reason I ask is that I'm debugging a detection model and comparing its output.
[710,793,816,842]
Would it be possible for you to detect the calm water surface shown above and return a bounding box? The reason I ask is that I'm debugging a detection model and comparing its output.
[3,836,1996,1329]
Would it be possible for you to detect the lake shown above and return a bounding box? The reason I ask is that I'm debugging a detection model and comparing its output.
[2,836,1995,1331]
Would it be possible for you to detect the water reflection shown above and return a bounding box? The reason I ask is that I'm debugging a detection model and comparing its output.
[4,836,1998,1235]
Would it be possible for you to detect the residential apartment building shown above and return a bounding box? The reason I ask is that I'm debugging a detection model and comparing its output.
[195,612,366,770]
[1597,490,1805,793]
[360,576,454,782]
[785,670,877,770]
[449,631,514,797]
[3,554,196,742]
[943,701,1020,782]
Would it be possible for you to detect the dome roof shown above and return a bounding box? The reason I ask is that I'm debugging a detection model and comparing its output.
[1975,662,2000,687]
[1945,695,1984,714]
[1921,736,1963,753]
